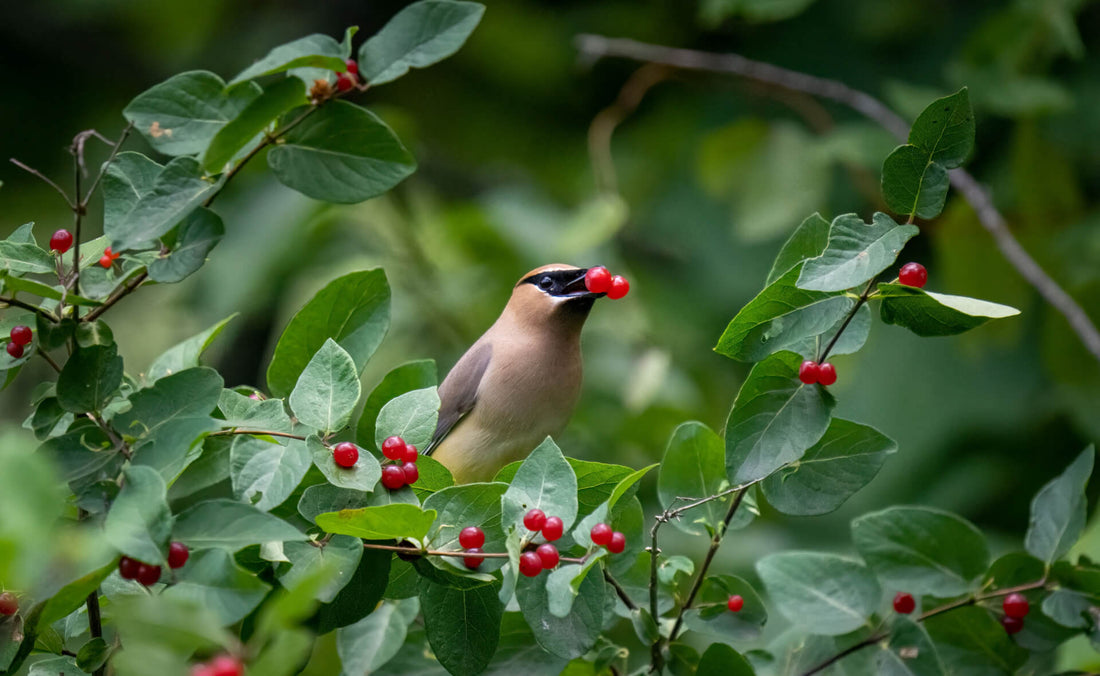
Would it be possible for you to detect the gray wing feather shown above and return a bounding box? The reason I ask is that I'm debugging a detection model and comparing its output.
[425,341,492,455]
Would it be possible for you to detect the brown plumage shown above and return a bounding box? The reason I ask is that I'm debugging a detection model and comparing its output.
[426,264,604,483]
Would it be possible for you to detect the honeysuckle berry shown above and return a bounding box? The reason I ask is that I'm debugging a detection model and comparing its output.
[585,266,611,294]
[382,436,406,460]
[1003,593,1029,619]
[333,442,359,468]
[403,443,419,463]
[799,360,819,385]
[345,59,359,75]
[119,556,141,580]
[463,548,484,570]
[402,462,419,484]
[523,508,546,531]
[336,73,355,92]
[168,542,190,569]
[9,325,31,346]
[590,523,612,546]
[6,342,23,359]
[542,516,564,541]
[99,246,120,269]
[607,275,630,300]
[381,465,406,490]
[608,531,626,554]
[893,592,915,614]
[899,262,927,288]
[49,229,73,254]
[136,563,162,587]
[0,592,17,616]
[519,551,543,577]
[459,526,485,549]
[207,655,244,676]
[818,363,837,386]
[1001,615,1023,635]
[727,594,744,612]
[536,543,559,569]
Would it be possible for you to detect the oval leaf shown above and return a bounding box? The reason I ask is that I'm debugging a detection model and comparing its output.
[103,466,173,565]
[878,283,1020,337]
[173,499,306,550]
[316,503,437,541]
[797,212,919,292]
[1026,446,1094,564]
[374,387,441,452]
[358,0,486,86]
[289,338,361,433]
[756,551,880,636]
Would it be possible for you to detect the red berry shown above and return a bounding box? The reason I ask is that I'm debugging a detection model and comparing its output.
[190,666,215,676]
[798,360,819,385]
[345,59,359,75]
[403,444,419,463]
[105,246,119,260]
[49,229,73,254]
[899,262,927,288]
[607,275,630,300]
[168,542,189,569]
[6,342,23,359]
[727,594,744,612]
[542,516,564,541]
[463,547,484,570]
[893,592,915,614]
[519,551,543,577]
[590,523,613,546]
[818,363,837,386]
[1003,593,1030,619]
[523,509,546,531]
[536,543,560,569]
[208,655,244,676]
[381,465,406,490]
[9,325,31,346]
[459,526,485,549]
[333,442,359,468]
[335,73,355,92]
[136,563,162,587]
[119,556,141,580]
[608,531,626,553]
[0,592,17,616]
[1001,615,1024,635]
[382,436,406,460]
[402,462,419,484]
[99,254,113,269]
[584,266,612,294]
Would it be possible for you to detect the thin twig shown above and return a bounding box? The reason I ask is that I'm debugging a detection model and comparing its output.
[818,276,878,363]
[80,123,133,209]
[37,349,62,374]
[604,569,639,611]
[0,297,57,322]
[9,159,76,209]
[85,590,105,676]
[360,541,588,564]
[82,271,147,322]
[209,429,308,441]
[574,33,1100,364]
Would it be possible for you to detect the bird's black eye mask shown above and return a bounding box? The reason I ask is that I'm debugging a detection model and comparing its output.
[519,268,600,298]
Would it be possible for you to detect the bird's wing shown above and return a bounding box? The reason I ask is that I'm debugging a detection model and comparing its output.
[425,341,493,455]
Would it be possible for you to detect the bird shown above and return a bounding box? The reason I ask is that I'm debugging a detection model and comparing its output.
[425,264,607,483]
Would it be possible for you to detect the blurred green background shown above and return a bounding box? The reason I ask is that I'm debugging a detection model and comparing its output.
[2,0,1100,667]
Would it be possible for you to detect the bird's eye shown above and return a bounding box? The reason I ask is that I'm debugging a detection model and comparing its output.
[538,276,554,291]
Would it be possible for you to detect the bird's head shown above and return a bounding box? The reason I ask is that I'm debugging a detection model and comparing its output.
[504,264,605,333]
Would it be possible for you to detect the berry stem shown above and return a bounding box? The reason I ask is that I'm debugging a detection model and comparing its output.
[8,158,76,210]
[209,429,309,442]
[85,589,106,676]
[0,297,57,323]
[817,275,878,364]
[603,568,639,611]
[359,541,589,564]
[37,348,62,374]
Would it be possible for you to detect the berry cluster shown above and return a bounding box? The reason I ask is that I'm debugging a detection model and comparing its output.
[336,59,359,92]
[1000,592,1030,635]
[6,324,32,359]
[379,435,419,490]
[118,542,189,586]
[589,522,625,554]
[798,360,837,386]
[49,229,73,254]
[898,262,927,288]
[584,266,630,300]
[518,508,565,577]
[99,246,121,269]
[459,526,486,570]
[0,591,17,616]
[190,655,244,676]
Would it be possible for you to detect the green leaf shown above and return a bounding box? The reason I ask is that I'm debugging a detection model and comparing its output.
[358,0,486,86]
[419,577,502,676]
[230,435,311,511]
[313,545,392,633]
[516,566,604,659]
[102,152,163,234]
[725,351,834,484]
[266,269,391,398]
[278,535,362,603]
[797,213,919,292]
[852,506,989,596]
[876,618,946,676]
[569,458,636,521]
[544,552,607,618]
[229,34,346,86]
[501,437,579,535]
[267,102,416,203]
[337,597,420,674]
[316,503,437,540]
[410,455,454,501]
[297,484,371,524]
[0,240,53,275]
[106,156,218,253]
[756,551,880,636]
[75,637,111,673]
[289,338,361,433]
[75,321,114,348]
[658,422,732,536]
[110,593,233,657]
[766,212,830,285]
[715,264,854,362]
[882,144,950,220]
[163,548,270,625]
[218,388,291,430]
[124,71,261,156]
[481,613,569,676]
[308,435,382,491]
[248,629,312,676]
[1,275,102,306]
[147,207,225,283]
[115,367,222,481]
[103,466,173,565]
[146,315,236,384]
[908,88,974,169]
[697,643,755,676]
[38,561,116,627]
[923,606,1027,674]
[357,359,438,450]
[57,344,123,413]
[173,499,306,550]
[682,574,767,640]
[1026,446,1094,564]
[374,386,440,452]
[424,482,509,574]
[877,283,1021,336]
[27,656,89,676]
[762,418,896,516]
[203,77,307,172]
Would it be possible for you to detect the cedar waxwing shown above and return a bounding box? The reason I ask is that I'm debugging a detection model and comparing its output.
[425,264,606,483]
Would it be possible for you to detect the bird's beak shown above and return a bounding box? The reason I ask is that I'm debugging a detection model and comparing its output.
[559,268,605,299]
